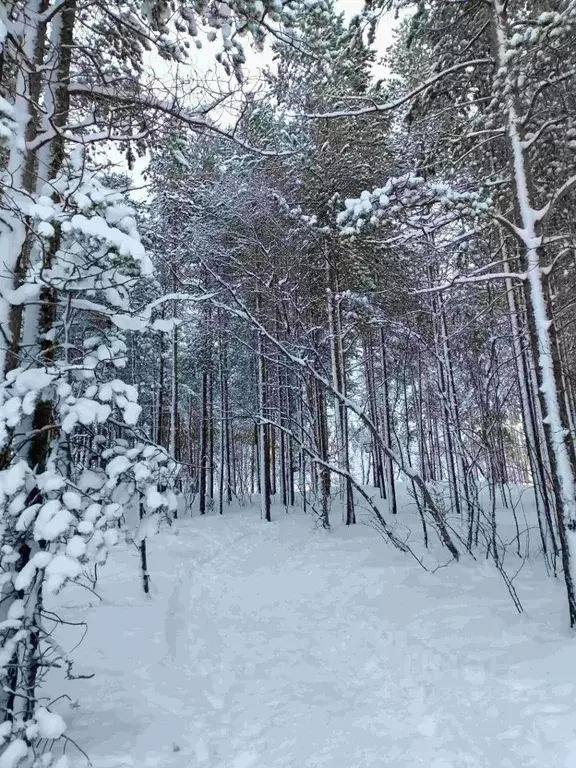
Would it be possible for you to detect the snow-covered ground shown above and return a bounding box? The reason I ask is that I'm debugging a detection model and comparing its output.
[49,499,576,768]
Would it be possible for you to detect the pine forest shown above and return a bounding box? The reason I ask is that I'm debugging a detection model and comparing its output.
[1,1,576,766]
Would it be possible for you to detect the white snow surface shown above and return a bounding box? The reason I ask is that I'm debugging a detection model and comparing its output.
[35,708,67,740]
[50,499,576,768]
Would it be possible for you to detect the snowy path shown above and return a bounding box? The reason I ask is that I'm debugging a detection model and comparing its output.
[55,508,576,768]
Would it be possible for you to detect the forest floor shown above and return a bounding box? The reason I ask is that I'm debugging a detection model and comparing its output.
[51,495,576,768]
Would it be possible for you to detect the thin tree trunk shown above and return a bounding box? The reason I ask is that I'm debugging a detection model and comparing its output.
[491,0,576,625]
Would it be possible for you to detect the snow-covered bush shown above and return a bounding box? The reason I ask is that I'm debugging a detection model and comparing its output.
[0,150,179,766]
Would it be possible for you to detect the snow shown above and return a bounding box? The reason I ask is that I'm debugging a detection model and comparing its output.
[12,368,55,395]
[0,461,27,498]
[132,462,150,481]
[7,494,25,516]
[15,504,39,534]
[145,486,164,511]
[45,554,81,592]
[66,536,87,559]
[135,514,159,543]
[4,283,40,305]
[35,708,67,740]
[37,471,66,492]
[0,630,27,671]
[110,314,147,332]
[0,723,11,749]
[33,500,72,541]
[105,456,132,479]
[0,22,7,55]
[7,601,23,620]
[14,551,52,591]
[62,397,111,431]
[123,384,138,402]
[21,390,37,415]
[62,491,82,510]
[0,397,21,427]
[0,739,28,768]
[103,503,122,520]
[121,400,141,425]
[78,470,105,492]
[103,529,119,548]
[48,497,576,768]
[77,521,94,535]
[69,215,152,275]
[151,319,177,333]
[83,504,102,524]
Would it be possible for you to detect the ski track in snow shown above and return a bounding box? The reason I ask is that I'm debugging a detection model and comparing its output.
[52,505,576,768]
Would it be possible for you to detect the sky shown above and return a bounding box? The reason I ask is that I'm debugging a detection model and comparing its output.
[178,1,399,89]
